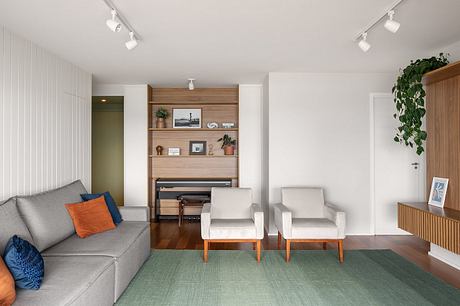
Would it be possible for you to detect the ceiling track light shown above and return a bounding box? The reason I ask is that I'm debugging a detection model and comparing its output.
[125,32,138,50]
[188,79,195,91]
[353,0,405,51]
[384,10,400,33]
[106,9,121,32]
[103,0,141,50]
[358,33,371,52]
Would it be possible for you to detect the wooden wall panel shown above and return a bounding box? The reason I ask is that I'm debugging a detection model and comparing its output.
[0,26,92,200]
[152,156,238,178]
[425,64,460,211]
[151,88,238,104]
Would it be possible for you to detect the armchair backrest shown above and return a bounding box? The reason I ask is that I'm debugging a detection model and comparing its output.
[210,187,252,219]
[281,187,324,218]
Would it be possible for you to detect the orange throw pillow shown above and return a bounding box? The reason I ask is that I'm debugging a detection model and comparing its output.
[65,196,116,238]
[0,256,16,306]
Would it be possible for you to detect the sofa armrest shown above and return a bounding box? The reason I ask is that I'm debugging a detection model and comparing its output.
[201,203,212,240]
[250,203,264,239]
[274,203,292,238]
[119,206,150,222]
[324,203,346,239]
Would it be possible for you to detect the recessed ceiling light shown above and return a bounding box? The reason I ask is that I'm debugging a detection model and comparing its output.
[101,99,107,103]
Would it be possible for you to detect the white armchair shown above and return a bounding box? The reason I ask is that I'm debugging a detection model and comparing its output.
[274,187,346,262]
[201,187,264,262]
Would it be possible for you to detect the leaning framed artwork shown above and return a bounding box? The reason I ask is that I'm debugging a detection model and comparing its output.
[173,109,202,128]
[428,177,449,208]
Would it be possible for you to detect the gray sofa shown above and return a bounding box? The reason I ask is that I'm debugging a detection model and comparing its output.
[0,180,151,306]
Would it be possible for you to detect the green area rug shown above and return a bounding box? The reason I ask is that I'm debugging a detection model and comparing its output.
[116,250,460,306]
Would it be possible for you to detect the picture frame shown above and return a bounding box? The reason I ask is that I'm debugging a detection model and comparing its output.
[168,148,180,156]
[428,177,449,208]
[189,141,206,155]
[173,108,201,128]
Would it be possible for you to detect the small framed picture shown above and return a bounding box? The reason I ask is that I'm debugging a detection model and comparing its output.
[428,177,449,208]
[189,141,206,155]
[173,109,201,128]
[168,148,180,156]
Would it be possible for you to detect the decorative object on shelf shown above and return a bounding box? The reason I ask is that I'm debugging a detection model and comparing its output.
[221,122,235,129]
[155,107,169,128]
[173,108,201,128]
[189,141,207,155]
[428,177,449,208]
[218,134,237,155]
[156,145,164,155]
[207,122,219,129]
[168,148,180,156]
[208,144,214,156]
[393,53,449,155]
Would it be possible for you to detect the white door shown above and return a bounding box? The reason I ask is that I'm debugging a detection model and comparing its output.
[371,93,425,235]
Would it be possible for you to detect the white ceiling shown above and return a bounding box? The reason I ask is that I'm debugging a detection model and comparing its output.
[1,0,460,86]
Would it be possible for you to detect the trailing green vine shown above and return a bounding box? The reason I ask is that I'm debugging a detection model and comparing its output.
[393,53,449,155]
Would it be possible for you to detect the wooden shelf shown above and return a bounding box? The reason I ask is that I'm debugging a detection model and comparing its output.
[149,101,238,105]
[148,128,238,132]
[149,155,238,158]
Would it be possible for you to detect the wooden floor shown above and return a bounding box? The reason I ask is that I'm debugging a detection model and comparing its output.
[151,220,460,289]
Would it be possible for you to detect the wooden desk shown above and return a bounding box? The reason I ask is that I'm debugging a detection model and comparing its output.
[398,202,460,254]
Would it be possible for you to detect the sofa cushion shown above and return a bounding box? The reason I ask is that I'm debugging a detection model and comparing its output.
[14,256,115,306]
[4,235,44,290]
[210,219,257,239]
[0,256,16,306]
[42,221,149,258]
[81,192,123,225]
[0,197,34,256]
[16,180,87,251]
[65,196,116,238]
[291,218,338,239]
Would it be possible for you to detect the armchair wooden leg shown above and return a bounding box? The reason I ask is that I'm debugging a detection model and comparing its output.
[338,240,344,263]
[253,242,256,250]
[285,239,291,262]
[203,240,209,263]
[256,240,261,263]
[323,242,327,250]
[277,232,282,250]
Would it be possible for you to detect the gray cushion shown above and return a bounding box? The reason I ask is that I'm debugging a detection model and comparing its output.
[16,180,87,251]
[42,221,149,257]
[0,197,34,256]
[14,256,115,306]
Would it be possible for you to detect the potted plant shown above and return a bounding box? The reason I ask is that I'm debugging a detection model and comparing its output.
[218,134,237,155]
[155,107,168,128]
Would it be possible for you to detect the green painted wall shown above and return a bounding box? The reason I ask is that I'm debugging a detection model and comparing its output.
[92,97,124,205]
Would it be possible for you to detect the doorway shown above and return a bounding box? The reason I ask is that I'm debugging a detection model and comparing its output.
[370,93,425,235]
[92,96,124,205]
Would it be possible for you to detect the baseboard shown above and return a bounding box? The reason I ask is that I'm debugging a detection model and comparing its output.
[429,244,460,271]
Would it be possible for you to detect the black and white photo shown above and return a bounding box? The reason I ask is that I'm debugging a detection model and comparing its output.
[173,109,201,128]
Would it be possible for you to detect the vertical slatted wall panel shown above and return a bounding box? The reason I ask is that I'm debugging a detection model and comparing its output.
[0,26,91,200]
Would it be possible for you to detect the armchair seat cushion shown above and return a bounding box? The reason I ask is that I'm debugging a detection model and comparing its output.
[291,218,338,239]
[210,219,257,239]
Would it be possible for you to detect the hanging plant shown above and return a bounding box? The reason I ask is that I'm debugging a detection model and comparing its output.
[393,53,449,155]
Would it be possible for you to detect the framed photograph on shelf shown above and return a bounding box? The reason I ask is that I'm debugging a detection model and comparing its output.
[189,141,207,155]
[173,109,201,128]
[428,177,449,208]
[168,148,180,156]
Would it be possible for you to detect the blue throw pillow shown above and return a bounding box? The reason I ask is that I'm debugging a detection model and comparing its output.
[81,192,123,225]
[3,235,44,290]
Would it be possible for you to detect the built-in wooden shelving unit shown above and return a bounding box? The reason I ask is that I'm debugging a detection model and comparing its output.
[148,87,239,220]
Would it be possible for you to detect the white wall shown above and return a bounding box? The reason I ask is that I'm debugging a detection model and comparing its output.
[239,85,263,205]
[0,26,92,200]
[123,85,148,206]
[266,73,395,235]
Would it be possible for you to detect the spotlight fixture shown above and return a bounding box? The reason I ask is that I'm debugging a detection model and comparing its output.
[125,32,138,50]
[188,79,195,91]
[101,99,107,103]
[384,10,400,33]
[358,33,371,52]
[106,10,122,32]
